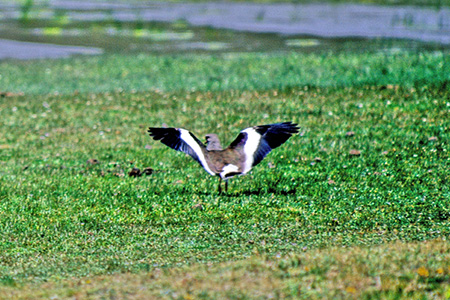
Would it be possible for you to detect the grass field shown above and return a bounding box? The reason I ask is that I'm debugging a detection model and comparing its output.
[1,49,450,299]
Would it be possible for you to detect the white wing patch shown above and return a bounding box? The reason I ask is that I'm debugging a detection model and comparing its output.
[220,164,239,179]
[179,129,215,176]
[241,127,262,174]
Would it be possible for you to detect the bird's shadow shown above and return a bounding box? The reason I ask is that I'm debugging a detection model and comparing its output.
[194,187,297,197]
[226,188,297,197]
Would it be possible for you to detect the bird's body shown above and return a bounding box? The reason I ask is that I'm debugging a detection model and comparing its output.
[148,122,299,192]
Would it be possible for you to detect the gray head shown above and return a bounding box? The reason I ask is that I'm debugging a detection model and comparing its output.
[205,133,223,151]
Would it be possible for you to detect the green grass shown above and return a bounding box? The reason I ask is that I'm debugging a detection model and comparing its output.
[2,51,450,95]
[0,49,449,298]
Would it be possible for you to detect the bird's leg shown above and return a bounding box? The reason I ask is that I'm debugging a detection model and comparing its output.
[218,177,222,194]
[225,180,228,193]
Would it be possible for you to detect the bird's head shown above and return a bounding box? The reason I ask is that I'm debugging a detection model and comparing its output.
[205,133,222,151]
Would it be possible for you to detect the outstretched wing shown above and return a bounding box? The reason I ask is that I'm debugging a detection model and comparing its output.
[148,127,215,175]
[229,122,299,173]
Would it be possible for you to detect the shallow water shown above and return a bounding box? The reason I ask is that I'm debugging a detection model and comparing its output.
[0,1,449,59]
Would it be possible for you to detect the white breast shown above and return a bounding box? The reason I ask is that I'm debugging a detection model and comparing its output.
[220,164,239,179]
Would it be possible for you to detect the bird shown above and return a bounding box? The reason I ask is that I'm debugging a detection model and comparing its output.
[148,122,299,193]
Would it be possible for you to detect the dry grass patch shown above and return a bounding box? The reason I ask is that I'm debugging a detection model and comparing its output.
[2,239,449,299]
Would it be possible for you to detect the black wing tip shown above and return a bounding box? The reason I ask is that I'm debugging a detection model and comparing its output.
[251,121,300,152]
[147,127,161,138]
[254,121,300,135]
[279,122,300,135]
[147,127,179,140]
[277,121,300,130]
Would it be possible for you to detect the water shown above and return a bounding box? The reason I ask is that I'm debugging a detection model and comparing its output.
[0,0,449,60]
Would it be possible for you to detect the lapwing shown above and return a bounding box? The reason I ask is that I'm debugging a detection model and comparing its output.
[148,122,299,193]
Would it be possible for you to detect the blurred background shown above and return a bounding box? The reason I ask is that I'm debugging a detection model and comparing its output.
[0,0,449,60]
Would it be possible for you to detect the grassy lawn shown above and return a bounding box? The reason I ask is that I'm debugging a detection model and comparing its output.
[0,50,449,298]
